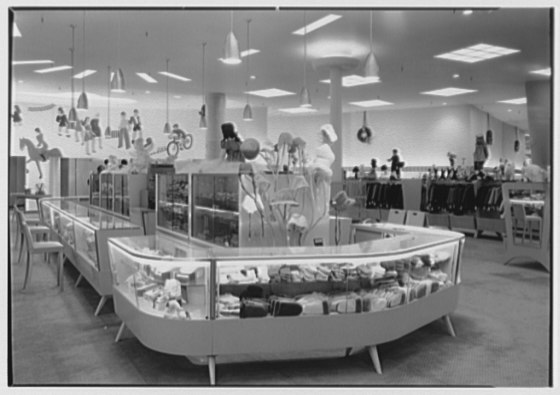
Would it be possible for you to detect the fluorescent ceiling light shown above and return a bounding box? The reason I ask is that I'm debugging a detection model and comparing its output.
[463,10,473,15]
[279,107,318,114]
[241,49,260,57]
[173,95,182,99]
[13,60,54,65]
[530,68,551,76]
[421,87,477,97]
[246,88,296,98]
[292,14,342,35]
[74,69,97,79]
[320,74,380,87]
[13,23,21,37]
[34,65,72,74]
[158,71,191,82]
[498,97,526,105]
[349,99,394,108]
[435,43,520,63]
[136,72,158,83]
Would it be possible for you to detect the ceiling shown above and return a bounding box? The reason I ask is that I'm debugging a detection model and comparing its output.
[11,7,552,129]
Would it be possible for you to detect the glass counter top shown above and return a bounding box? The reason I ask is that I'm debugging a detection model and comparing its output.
[109,234,211,260]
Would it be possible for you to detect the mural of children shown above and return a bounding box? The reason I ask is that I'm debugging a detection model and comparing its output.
[12,105,23,126]
[91,113,103,150]
[82,117,95,155]
[387,148,405,180]
[129,109,142,142]
[34,127,48,161]
[118,111,131,150]
[56,107,70,137]
[220,122,244,162]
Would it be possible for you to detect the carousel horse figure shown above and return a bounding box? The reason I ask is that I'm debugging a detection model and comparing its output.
[19,137,62,179]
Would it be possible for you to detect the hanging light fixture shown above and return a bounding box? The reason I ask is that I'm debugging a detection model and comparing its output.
[68,24,78,123]
[111,14,125,92]
[163,58,171,134]
[77,11,89,110]
[243,19,253,121]
[363,10,379,78]
[199,42,208,129]
[223,10,241,65]
[299,10,311,108]
[104,65,112,137]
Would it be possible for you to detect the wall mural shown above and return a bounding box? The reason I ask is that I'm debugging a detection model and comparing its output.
[19,134,62,179]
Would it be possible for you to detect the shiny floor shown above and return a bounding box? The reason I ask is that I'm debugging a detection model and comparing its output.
[9,226,551,387]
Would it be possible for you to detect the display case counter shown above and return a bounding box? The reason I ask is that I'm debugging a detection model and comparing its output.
[40,197,144,315]
[90,172,148,217]
[108,224,464,385]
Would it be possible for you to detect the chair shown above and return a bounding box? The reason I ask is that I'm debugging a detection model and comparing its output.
[13,206,50,265]
[387,209,406,225]
[405,210,426,227]
[511,204,542,244]
[17,211,65,291]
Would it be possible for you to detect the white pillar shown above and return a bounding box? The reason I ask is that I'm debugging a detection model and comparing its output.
[205,92,226,160]
[329,66,343,184]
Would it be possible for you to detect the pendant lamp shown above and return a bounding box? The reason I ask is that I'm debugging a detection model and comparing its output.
[104,65,112,137]
[199,42,208,130]
[243,19,253,121]
[223,11,241,65]
[163,58,171,134]
[486,113,493,145]
[363,11,379,78]
[77,11,89,110]
[68,24,78,123]
[111,15,125,92]
[299,11,311,108]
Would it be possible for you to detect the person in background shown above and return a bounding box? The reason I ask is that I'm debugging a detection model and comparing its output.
[387,148,404,180]
[12,105,22,126]
[220,122,244,162]
[119,159,128,170]
[82,117,95,155]
[34,127,48,161]
[56,107,70,137]
[118,111,131,149]
[129,109,142,142]
[367,158,378,179]
[91,113,103,150]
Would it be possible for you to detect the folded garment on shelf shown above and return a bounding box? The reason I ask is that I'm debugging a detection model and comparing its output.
[269,296,303,317]
[240,298,269,319]
[361,294,387,312]
[428,270,448,283]
[296,292,329,315]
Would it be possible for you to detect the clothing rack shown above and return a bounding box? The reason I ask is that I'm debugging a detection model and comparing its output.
[365,181,404,210]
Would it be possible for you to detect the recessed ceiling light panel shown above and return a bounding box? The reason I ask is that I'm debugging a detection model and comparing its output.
[136,72,158,83]
[498,97,527,105]
[34,65,73,74]
[435,43,520,63]
[349,99,394,107]
[158,71,191,82]
[246,88,296,98]
[13,23,21,37]
[240,49,260,57]
[13,60,54,66]
[74,69,97,79]
[320,75,380,87]
[292,14,342,35]
[279,107,318,114]
[530,68,551,76]
[421,87,477,97]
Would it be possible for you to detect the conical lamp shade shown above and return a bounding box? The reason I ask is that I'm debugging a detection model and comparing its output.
[363,51,379,78]
[68,107,78,122]
[77,91,89,110]
[243,103,253,121]
[223,31,241,65]
[163,122,171,134]
[110,68,126,92]
[299,86,312,108]
[199,115,207,129]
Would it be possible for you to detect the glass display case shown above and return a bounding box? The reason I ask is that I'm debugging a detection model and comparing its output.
[108,224,464,384]
[100,172,113,211]
[157,174,189,236]
[89,173,100,207]
[192,174,239,247]
[40,197,144,315]
[109,235,211,321]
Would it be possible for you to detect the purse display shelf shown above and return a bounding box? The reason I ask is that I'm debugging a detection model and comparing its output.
[40,197,144,315]
[108,223,465,385]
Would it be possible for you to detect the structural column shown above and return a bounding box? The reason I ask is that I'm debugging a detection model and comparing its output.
[525,80,551,168]
[205,92,226,160]
[329,66,343,184]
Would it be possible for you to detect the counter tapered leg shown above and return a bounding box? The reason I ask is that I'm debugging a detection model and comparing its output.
[115,322,126,343]
[75,274,83,288]
[94,295,108,316]
[368,345,382,374]
[444,315,456,337]
[208,355,216,386]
